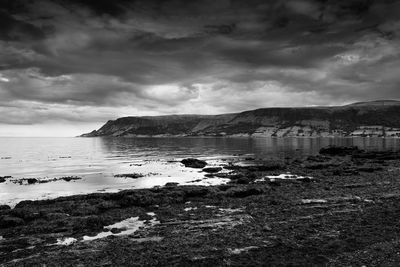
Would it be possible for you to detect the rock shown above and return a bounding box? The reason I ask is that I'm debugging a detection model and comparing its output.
[181,158,207,168]
[235,177,253,184]
[61,176,82,182]
[27,178,38,184]
[263,224,272,231]
[165,182,179,187]
[117,192,158,207]
[70,203,100,216]
[0,205,11,210]
[0,216,25,228]
[110,228,123,234]
[215,173,235,178]
[226,187,263,198]
[202,167,222,173]
[226,172,256,184]
[218,184,233,191]
[14,200,33,209]
[0,175,11,183]
[97,201,120,211]
[114,173,144,179]
[184,187,211,197]
[10,208,41,220]
[78,215,106,231]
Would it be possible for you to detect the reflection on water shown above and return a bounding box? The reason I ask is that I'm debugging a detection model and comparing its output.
[97,136,400,161]
[0,136,399,206]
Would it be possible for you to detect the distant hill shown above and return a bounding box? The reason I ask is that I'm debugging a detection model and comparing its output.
[345,100,400,107]
[81,100,400,138]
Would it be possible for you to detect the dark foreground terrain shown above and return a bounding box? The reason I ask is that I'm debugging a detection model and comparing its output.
[2,147,400,266]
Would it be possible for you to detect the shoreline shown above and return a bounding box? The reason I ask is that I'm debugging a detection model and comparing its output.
[79,135,400,139]
[2,147,400,265]
[3,135,400,139]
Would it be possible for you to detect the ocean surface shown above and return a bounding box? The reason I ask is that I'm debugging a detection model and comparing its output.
[1,136,400,206]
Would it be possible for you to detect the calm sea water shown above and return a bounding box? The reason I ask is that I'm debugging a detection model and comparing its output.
[1,137,399,206]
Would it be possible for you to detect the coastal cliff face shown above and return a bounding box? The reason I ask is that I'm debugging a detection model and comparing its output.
[81,100,400,137]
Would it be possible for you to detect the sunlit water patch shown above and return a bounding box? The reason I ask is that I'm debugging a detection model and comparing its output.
[1,136,399,206]
[83,213,159,241]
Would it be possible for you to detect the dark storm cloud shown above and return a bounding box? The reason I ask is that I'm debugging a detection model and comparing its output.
[0,11,46,41]
[0,0,400,127]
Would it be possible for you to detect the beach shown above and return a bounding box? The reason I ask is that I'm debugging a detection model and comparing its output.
[2,146,400,266]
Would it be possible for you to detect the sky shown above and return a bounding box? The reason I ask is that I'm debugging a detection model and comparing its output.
[0,0,400,136]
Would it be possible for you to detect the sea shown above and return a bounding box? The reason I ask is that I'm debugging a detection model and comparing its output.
[1,136,400,207]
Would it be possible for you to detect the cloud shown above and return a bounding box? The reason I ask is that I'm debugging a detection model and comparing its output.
[0,0,400,135]
[0,10,46,41]
[285,0,321,19]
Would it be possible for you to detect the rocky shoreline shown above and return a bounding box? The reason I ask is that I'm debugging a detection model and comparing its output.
[2,147,400,266]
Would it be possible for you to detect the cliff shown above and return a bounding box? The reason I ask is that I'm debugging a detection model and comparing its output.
[81,100,400,137]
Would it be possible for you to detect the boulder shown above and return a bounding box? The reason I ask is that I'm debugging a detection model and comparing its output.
[181,158,207,168]
[0,205,10,210]
[0,176,10,183]
[27,178,38,184]
[235,177,253,184]
[14,200,33,209]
